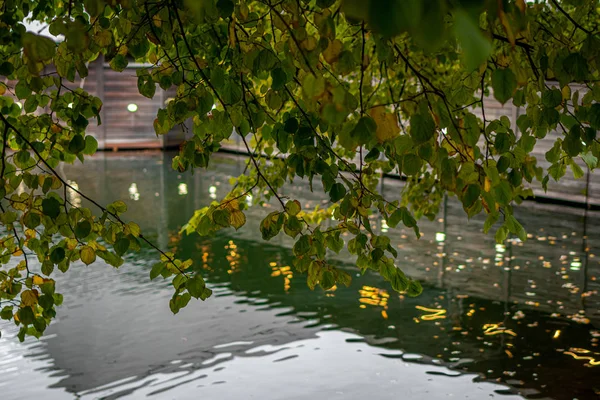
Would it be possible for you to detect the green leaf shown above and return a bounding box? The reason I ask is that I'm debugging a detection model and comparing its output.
[137,76,156,99]
[50,247,66,264]
[462,184,480,208]
[83,136,99,155]
[406,280,423,297]
[410,112,436,144]
[68,135,86,154]
[562,125,583,157]
[187,274,207,298]
[285,200,301,216]
[216,0,234,17]
[329,182,346,202]
[271,68,287,90]
[109,54,128,72]
[213,209,231,227]
[284,118,299,133]
[75,220,92,239]
[542,89,562,108]
[23,32,56,61]
[387,209,402,228]
[491,68,517,104]
[563,53,589,82]
[402,154,422,176]
[23,212,41,229]
[42,197,61,219]
[453,10,492,70]
[293,235,311,256]
[222,80,242,105]
[114,238,130,256]
[351,116,377,146]
[15,80,31,99]
[320,270,335,290]
[150,262,165,280]
[17,307,35,325]
[0,61,14,76]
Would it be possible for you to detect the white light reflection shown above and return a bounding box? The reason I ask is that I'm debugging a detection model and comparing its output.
[178,183,188,196]
[67,180,82,208]
[129,183,140,201]
[209,185,217,199]
[381,220,389,233]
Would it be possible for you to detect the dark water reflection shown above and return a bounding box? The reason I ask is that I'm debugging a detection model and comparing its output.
[0,152,599,399]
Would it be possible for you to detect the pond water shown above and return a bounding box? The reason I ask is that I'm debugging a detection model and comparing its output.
[1,152,599,400]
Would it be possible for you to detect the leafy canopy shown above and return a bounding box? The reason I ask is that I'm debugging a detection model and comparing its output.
[0,0,599,340]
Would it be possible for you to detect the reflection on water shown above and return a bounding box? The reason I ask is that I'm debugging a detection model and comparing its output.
[0,152,599,400]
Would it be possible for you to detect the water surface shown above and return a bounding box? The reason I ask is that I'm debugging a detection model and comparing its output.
[1,152,599,399]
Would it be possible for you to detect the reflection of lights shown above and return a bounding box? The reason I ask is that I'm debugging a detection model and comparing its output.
[381,220,389,233]
[246,194,253,206]
[435,232,445,242]
[483,323,517,337]
[553,330,561,339]
[16,101,22,109]
[225,240,240,274]
[178,183,188,195]
[359,286,389,311]
[416,305,446,321]
[495,243,506,266]
[127,103,138,112]
[209,185,217,199]
[67,180,81,208]
[270,262,293,291]
[129,183,140,201]
[571,258,582,271]
[563,350,600,366]
[68,102,73,108]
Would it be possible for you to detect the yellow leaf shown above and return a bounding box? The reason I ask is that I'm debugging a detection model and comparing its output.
[322,39,343,65]
[32,275,44,286]
[153,14,162,27]
[301,36,317,51]
[228,19,236,48]
[562,85,571,101]
[21,289,38,307]
[125,222,141,237]
[230,210,246,230]
[224,198,240,212]
[80,246,96,265]
[94,30,113,47]
[484,177,492,192]
[66,238,78,250]
[368,106,400,143]
[0,84,5,95]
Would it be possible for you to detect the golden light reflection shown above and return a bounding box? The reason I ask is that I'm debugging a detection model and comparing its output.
[225,240,240,274]
[416,305,446,321]
[553,330,561,339]
[563,348,600,367]
[270,263,293,292]
[483,323,517,337]
[359,286,389,313]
